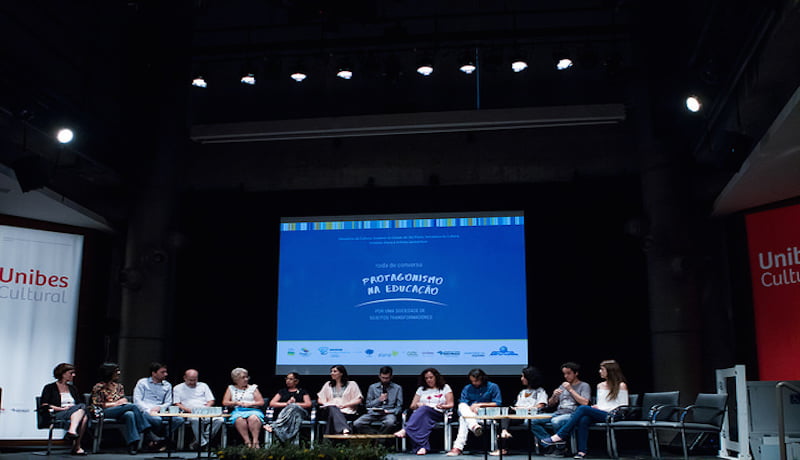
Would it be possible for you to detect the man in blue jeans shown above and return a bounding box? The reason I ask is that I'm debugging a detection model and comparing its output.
[447,368,502,456]
[531,362,591,456]
[134,362,185,449]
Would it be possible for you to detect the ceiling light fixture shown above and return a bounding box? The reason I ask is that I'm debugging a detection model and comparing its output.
[191,75,207,88]
[685,95,702,112]
[241,73,256,85]
[556,58,573,70]
[336,68,353,80]
[415,51,435,76]
[56,128,74,144]
[511,60,528,73]
[459,62,476,74]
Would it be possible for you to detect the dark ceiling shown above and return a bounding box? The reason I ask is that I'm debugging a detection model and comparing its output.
[1,0,798,229]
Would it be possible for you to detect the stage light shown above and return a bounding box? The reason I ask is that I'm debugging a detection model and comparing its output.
[415,51,434,76]
[458,50,477,74]
[686,95,702,112]
[290,71,307,82]
[416,64,433,76]
[56,128,74,144]
[556,58,573,70]
[241,73,256,85]
[191,75,207,88]
[553,48,573,70]
[511,60,528,72]
[336,68,353,80]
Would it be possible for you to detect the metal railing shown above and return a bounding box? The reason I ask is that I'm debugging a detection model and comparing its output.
[776,381,800,460]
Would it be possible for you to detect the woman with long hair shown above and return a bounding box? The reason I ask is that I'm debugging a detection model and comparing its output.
[39,363,90,455]
[316,365,362,434]
[541,359,629,459]
[394,368,454,455]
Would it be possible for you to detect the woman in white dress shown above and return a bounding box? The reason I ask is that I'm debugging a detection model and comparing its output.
[222,368,265,448]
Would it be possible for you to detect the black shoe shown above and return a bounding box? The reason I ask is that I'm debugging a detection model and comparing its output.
[128,442,139,455]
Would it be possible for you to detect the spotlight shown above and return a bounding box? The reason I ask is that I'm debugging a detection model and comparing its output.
[191,75,207,88]
[336,68,353,80]
[290,71,308,82]
[240,73,256,85]
[240,61,257,85]
[459,62,476,74]
[685,95,702,112]
[415,52,434,76]
[416,64,433,76]
[458,50,477,74]
[553,48,573,70]
[556,58,573,70]
[511,60,528,73]
[56,128,74,144]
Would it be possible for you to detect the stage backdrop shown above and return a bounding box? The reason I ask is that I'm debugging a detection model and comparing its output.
[745,204,800,381]
[0,225,84,440]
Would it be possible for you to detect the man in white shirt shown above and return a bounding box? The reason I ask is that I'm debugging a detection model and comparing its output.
[173,369,224,449]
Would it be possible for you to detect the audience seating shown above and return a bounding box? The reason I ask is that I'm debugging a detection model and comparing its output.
[650,393,728,459]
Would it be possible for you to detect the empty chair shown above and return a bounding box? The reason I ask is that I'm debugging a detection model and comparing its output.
[607,391,679,458]
[650,393,728,459]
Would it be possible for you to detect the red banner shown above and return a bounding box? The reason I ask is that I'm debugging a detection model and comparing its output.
[745,204,800,381]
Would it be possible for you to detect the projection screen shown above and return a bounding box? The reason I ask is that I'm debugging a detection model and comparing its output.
[275,211,528,375]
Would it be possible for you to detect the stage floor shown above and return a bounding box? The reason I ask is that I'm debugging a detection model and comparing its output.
[0,448,726,460]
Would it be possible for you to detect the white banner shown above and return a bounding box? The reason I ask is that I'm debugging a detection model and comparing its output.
[0,225,84,440]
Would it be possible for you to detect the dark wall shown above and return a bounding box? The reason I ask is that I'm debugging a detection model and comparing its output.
[170,179,650,403]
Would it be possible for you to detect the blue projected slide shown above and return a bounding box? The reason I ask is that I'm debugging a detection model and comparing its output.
[275,212,527,375]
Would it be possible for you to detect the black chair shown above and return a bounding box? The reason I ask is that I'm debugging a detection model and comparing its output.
[87,394,143,454]
[572,393,642,458]
[606,391,679,458]
[650,393,728,459]
[35,396,70,455]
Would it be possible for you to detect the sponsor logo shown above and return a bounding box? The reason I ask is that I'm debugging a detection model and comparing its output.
[365,349,375,356]
[490,346,518,356]
[299,348,311,357]
[318,347,329,355]
[437,351,460,356]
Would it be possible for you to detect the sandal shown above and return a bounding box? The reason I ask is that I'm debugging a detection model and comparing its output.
[489,449,508,456]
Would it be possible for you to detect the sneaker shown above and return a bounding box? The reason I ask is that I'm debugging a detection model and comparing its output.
[446,448,463,456]
[470,424,483,437]
[540,436,565,447]
[489,449,508,456]
[573,453,586,459]
[416,448,427,455]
